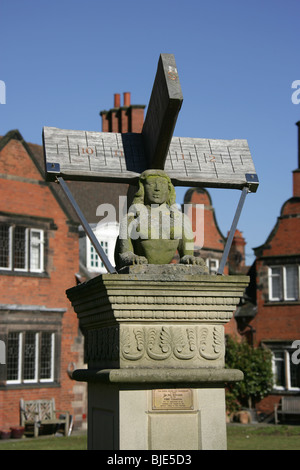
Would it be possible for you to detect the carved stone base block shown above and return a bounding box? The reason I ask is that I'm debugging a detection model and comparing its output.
[67,266,248,450]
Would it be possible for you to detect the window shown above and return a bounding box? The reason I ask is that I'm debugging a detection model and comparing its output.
[83,222,119,273]
[271,345,300,391]
[99,241,108,269]
[0,224,44,273]
[86,238,112,273]
[269,265,299,301]
[89,242,108,270]
[0,224,12,269]
[206,258,219,275]
[6,331,55,384]
[30,230,44,272]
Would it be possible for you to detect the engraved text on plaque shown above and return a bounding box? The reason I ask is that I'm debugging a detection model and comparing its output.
[152,389,194,411]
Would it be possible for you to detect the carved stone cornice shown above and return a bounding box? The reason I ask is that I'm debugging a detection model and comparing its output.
[67,269,249,370]
[68,271,248,325]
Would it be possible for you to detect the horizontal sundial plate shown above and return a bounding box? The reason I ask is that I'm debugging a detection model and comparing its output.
[43,126,258,191]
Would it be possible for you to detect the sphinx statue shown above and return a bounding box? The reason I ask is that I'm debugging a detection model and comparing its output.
[115,169,207,271]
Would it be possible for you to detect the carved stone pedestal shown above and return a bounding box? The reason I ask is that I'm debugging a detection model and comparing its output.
[67,266,248,450]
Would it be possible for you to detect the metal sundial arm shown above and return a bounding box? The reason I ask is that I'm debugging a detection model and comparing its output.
[56,176,117,274]
[217,186,250,275]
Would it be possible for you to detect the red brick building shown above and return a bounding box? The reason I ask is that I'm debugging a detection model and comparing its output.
[0,93,145,431]
[0,130,83,430]
[236,122,300,416]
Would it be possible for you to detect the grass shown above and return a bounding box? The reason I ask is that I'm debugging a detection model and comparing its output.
[227,424,300,450]
[0,425,300,450]
[0,433,87,450]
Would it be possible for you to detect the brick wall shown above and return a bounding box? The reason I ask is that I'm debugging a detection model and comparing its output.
[249,158,300,415]
[252,194,300,346]
[0,137,84,429]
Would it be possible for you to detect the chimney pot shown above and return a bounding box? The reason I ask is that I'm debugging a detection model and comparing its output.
[114,93,121,108]
[123,92,131,107]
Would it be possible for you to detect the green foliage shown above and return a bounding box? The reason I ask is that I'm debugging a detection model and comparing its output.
[225,336,273,410]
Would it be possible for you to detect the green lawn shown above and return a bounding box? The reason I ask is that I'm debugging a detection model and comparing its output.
[0,433,87,450]
[227,424,300,450]
[0,425,300,450]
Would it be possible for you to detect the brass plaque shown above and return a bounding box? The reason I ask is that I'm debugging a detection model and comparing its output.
[152,389,194,411]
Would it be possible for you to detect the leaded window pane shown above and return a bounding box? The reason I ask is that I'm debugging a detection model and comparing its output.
[290,352,300,388]
[90,245,99,268]
[0,224,10,268]
[14,226,27,270]
[23,332,36,380]
[7,332,20,381]
[273,351,285,387]
[40,333,53,380]
[285,266,298,300]
[30,230,43,272]
[270,267,282,300]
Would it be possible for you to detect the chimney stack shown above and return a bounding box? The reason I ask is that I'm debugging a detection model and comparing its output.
[100,93,145,133]
[114,93,121,108]
[123,92,131,107]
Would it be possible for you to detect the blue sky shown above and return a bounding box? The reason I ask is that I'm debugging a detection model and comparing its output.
[1,0,299,264]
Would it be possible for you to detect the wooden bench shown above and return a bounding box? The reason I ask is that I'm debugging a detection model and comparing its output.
[274,397,300,424]
[20,398,70,437]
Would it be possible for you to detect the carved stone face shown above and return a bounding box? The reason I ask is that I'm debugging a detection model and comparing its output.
[144,176,169,206]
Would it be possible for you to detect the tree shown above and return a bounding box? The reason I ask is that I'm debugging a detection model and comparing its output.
[225,336,273,411]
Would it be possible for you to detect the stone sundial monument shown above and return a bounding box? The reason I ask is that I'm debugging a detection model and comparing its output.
[43,54,258,450]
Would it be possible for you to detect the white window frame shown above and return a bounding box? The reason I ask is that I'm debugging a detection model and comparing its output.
[6,331,55,385]
[284,265,299,301]
[0,225,13,270]
[14,227,29,272]
[268,265,300,302]
[0,225,45,273]
[86,237,113,273]
[30,229,44,273]
[23,332,39,384]
[40,332,55,383]
[268,266,282,301]
[87,238,110,272]
[272,347,300,391]
[86,238,101,272]
[99,240,109,269]
[6,332,23,384]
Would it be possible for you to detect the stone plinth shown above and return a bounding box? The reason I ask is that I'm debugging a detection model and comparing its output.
[67,266,248,450]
